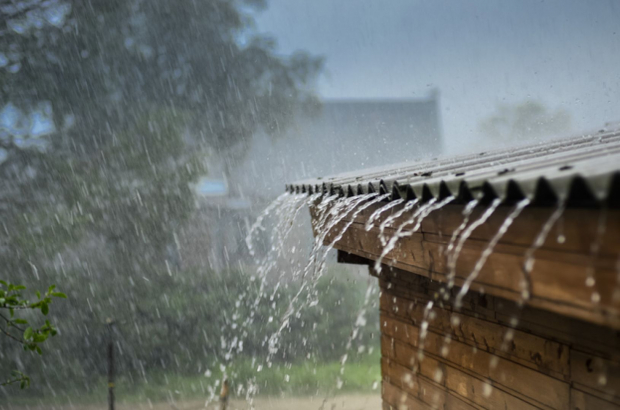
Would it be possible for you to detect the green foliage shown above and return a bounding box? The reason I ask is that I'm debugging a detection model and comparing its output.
[2,371,30,390]
[1,267,379,400]
[7,355,380,405]
[0,281,66,387]
[0,0,323,396]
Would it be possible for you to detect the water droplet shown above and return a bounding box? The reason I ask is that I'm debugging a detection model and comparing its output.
[336,377,344,389]
[433,368,443,383]
[482,383,493,397]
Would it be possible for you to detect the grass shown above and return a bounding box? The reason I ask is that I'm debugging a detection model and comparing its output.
[5,353,381,406]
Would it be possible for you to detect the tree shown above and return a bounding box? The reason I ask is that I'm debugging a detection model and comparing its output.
[0,0,322,392]
[479,100,571,142]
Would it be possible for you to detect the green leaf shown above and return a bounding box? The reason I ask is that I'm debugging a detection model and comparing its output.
[0,280,7,287]
[36,291,41,299]
[13,285,26,291]
[47,285,56,294]
[35,346,42,355]
[41,303,49,315]
[51,292,67,299]
[23,327,33,340]
[13,319,28,325]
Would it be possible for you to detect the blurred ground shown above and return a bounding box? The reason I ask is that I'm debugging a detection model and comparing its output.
[3,394,381,410]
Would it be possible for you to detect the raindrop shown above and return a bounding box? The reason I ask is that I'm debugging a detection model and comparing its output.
[482,382,493,397]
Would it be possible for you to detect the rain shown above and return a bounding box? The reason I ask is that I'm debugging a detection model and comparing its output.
[1,1,619,410]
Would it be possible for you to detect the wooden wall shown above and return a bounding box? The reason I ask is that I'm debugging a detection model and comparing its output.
[321,203,620,329]
[315,199,620,408]
[377,265,620,410]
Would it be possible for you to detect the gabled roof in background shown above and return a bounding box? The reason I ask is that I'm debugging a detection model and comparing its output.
[286,128,620,207]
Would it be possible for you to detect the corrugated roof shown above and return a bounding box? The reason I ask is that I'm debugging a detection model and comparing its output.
[286,128,620,207]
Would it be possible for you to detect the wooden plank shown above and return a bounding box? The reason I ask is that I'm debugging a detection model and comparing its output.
[381,334,557,410]
[326,220,620,328]
[382,357,484,410]
[383,356,538,410]
[380,292,570,379]
[571,388,620,410]
[571,350,620,400]
[382,380,433,410]
[350,202,620,257]
[381,315,571,409]
[491,296,620,359]
[377,265,620,360]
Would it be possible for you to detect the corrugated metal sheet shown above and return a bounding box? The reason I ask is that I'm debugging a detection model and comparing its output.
[286,129,620,207]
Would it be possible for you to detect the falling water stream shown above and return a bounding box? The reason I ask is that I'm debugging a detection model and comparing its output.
[454,198,531,309]
[446,198,502,289]
[445,199,479,259]
[366,198,405,231]
[378,200,419,245]
[241,185,610,407]
[520,201,566,302]
[374,196,456,274]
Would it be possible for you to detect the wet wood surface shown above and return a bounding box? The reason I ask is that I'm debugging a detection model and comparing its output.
[311,199,620,409]
[314,202,620,328]
[379,266,620,410]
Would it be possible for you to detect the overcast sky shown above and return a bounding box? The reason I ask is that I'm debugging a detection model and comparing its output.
[254,0,620,154]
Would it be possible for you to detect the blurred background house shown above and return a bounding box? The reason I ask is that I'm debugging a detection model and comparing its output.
[178,91,443,271]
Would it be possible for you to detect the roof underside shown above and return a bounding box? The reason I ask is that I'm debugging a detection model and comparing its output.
[286,129,620,207]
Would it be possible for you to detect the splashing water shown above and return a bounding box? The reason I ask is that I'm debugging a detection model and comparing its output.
[338,280,377,389]
[312,194,381,271]
[445,199,479,258]
[374,198,433,273]
[245,192,290,256]
[378,199,419,245]
[446,198,502,289]
[305,194,373,278]
[266,193,381,365]
[455,198,531,309]
[223,192,317,381]
[313,193,389,278]
[519,201,565,302]
[417,300,434,361]
[374,196,455,274]
[586,207,608,304]
[365,198,405,231]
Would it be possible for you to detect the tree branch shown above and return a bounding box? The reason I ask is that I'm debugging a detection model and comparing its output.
[0,324,24,345]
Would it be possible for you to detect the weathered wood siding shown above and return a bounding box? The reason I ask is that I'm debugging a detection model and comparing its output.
[378,266,620,410]
[318,203,620,328]
[314,200,620,409]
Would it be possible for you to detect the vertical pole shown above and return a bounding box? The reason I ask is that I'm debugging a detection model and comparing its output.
[107,319,115,410]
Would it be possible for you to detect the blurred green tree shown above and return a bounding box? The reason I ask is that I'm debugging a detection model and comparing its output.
[0,0,322,392]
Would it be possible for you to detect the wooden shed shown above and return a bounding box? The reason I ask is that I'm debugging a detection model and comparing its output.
[288,130,620,409]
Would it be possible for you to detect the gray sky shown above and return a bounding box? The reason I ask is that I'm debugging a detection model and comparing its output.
[254,0,620,154]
